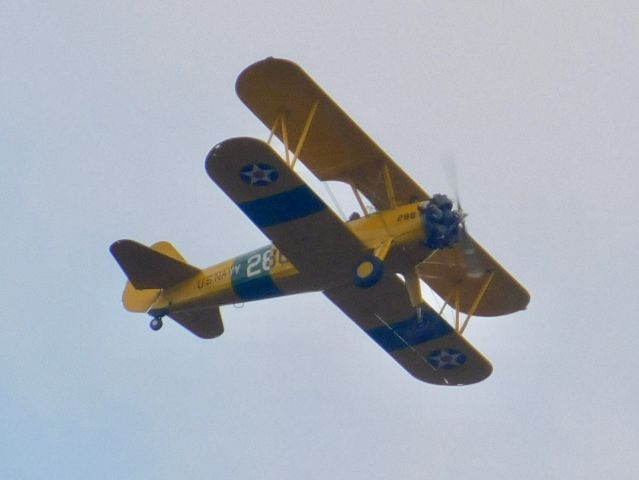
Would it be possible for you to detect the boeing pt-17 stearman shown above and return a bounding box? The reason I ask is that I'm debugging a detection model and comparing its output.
[111,58,529,385]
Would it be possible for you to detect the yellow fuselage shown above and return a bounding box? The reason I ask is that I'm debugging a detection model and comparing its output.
[150,203,429,315]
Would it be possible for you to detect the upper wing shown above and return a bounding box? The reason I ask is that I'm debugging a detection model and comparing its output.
[205,137,366,288]
[417,237,530,316]
[236,58,529,317]
[324,274,492,385]
[235,57,429,210]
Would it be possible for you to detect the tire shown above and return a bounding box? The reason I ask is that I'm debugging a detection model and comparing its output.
[150,317,163,331]
[353,255,384,289]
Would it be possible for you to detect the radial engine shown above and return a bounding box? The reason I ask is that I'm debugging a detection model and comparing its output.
[420,194,464,249]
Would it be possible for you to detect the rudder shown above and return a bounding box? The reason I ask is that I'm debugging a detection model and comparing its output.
[122,281,160,313]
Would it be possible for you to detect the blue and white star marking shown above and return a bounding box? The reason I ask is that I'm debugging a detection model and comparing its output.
[427,348,467,370]
[240,163,279,187]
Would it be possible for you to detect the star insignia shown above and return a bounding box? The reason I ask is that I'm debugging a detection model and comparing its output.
[239,163,279,187]
[427,348,467,370]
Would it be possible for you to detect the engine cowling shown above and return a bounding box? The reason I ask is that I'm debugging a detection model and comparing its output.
[421,194,463,249]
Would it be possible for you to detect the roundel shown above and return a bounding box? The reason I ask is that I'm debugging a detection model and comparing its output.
[427,348,467,370]
[240,163,279,186]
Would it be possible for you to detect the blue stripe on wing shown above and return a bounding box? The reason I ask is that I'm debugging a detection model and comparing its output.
[238,185,326,228]
[367,307,453,352]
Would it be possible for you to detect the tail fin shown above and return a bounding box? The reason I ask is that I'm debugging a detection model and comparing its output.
[110,240,201,312]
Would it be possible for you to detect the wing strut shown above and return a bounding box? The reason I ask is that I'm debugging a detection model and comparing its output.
[291,100,319,169]
[266,100,320,170]
[267,113,281,145]
[382,163,397,209]
[281,115,290,164]
[267,113,291,164]
[349,181,370,216]
[437,271,496,334]
[459,271,495,333]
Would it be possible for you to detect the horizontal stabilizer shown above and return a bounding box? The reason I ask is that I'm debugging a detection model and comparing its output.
[110,240,200,290]
[168,306,224,339]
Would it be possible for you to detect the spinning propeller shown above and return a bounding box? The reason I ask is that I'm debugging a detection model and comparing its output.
[451,191,485,279]
[441,156,486,279]
[406,159,488,321]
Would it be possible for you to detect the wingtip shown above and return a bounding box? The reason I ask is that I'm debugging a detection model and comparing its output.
[205,137,275,179]
[205,137,249,176]
[109,239,129,256]
[235,57,303,99]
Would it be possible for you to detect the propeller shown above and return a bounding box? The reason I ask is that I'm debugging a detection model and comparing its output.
[410,156,487,317]
[441,156,485,279]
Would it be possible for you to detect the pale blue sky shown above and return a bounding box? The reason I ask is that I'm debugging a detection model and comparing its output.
[2,1,638,478]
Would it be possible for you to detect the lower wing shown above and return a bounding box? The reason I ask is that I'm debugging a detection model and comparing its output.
[324,274,492,385]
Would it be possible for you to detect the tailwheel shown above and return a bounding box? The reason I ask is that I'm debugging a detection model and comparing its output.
[149,317,163,331]
[353,255,384,289]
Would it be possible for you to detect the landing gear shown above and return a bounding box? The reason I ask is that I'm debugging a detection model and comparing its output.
[149,317,163,331]
[353,255,384,289]
[404,269,425,322]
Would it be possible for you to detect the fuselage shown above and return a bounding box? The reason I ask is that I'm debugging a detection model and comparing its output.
[149,202,432,315]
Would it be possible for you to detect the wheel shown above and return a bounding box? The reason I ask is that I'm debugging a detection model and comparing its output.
[353,255,384,289]
[149,317,163,331]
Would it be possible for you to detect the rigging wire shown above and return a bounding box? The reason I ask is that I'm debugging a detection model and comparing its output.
[322,181,347,220]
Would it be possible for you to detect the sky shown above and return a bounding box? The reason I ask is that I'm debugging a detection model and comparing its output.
[2,1,638,478]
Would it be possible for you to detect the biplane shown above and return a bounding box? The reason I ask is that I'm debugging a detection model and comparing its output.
[111,58,529,385]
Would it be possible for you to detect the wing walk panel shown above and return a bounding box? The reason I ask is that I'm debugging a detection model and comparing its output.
[324,274,492,385]
[206,137,367,288]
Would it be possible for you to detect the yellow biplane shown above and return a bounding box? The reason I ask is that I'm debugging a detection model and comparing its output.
[111,58,529,385]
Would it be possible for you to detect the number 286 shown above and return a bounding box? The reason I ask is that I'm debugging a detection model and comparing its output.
[246,249,287,277]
